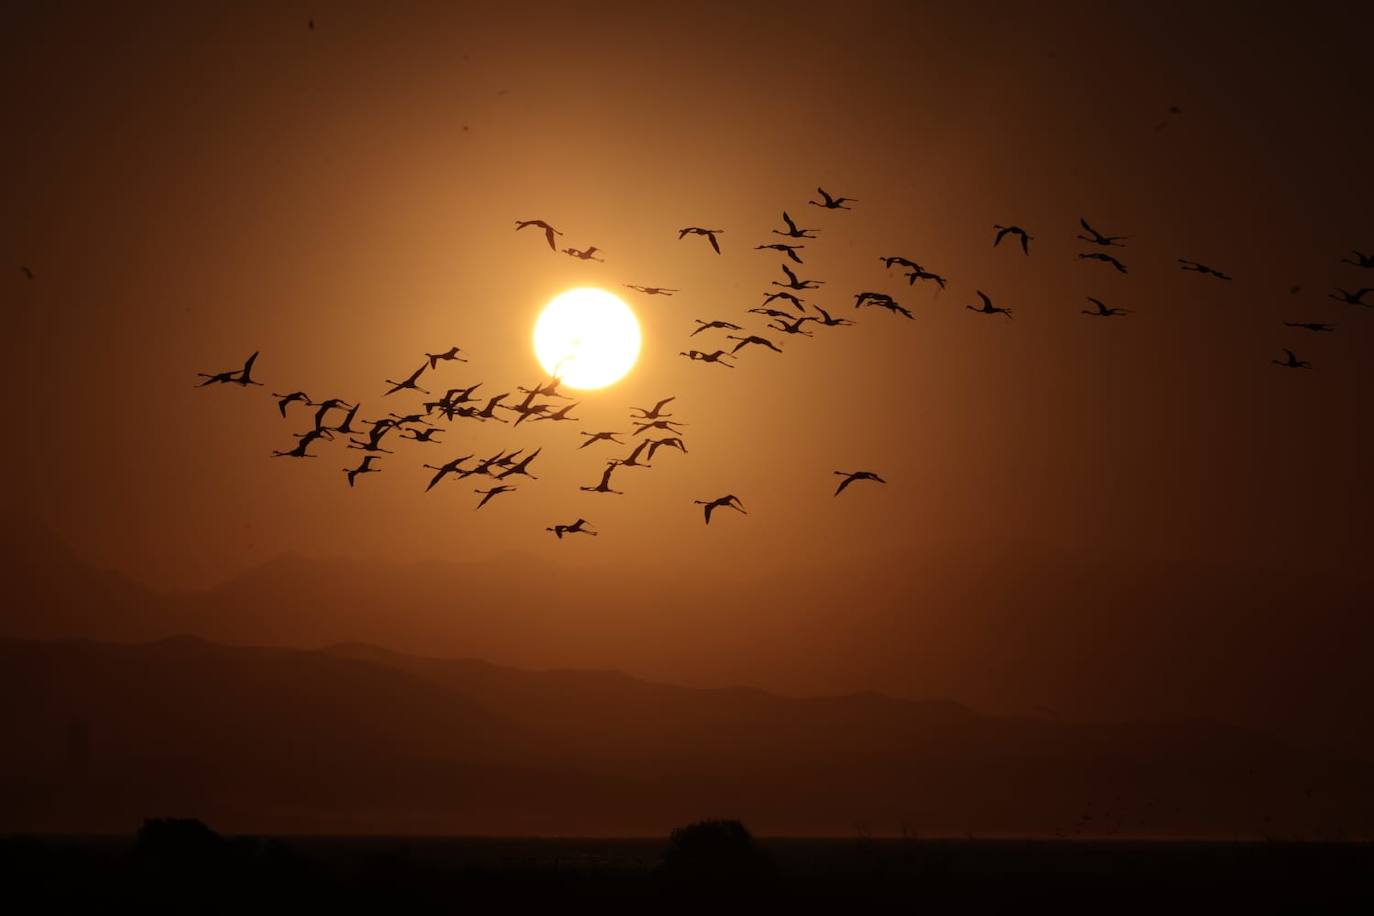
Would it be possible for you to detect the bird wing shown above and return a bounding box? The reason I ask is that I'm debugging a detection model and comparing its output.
[977,290,991,309]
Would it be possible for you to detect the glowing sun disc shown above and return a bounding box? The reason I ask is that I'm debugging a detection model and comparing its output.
[533,288,641,389]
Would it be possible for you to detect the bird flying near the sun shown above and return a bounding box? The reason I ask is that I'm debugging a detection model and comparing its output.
[533,288,641,389]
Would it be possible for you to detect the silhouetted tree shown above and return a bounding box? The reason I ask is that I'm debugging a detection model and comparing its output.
[657,819,776,892]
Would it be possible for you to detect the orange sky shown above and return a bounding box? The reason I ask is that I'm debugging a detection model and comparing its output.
[3,3,1371,746]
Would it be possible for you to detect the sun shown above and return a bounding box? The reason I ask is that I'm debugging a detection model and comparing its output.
[533,288,642,389]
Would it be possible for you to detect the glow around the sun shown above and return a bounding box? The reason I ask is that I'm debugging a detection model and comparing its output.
[533,288,642,389]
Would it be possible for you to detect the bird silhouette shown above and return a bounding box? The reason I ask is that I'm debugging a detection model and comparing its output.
[473,485,517,510]
[727,334,783,354]
[694,494,746,525]
[880,256,923,270]
[853,291,895,310]
[633,418,687,437]
[1338,250,1373,269]
[347,423,396,453]
[272,428,330,459]
[967,290,1013,318]
[772,263,822,290]
[422,454,473,491]
[21,265,34,280]
[1078,251,1128,273]
[578,431,624,449]
[748,306,795,321]
[1329,287,1372,307]
[1081,296,1130,317]
[808,187,856,209]
[496,447,541,480]
[616,440,654,468]
[645,437,688,461]
[531,402,579,423]
[580,462,624,494]
[196,351,262,387]
[993,225,1033,254]
[562,245,604,261]
[514,219,563,250]
[1283,321,1335,332]
[383,364,429,396]
[834,470,885,495]
[343,455,381,487]
[626,285,680,295]
[678,227,724,254]
[772,211,817,238]
[762,290,806,311]
[769,315,818,336]
[680,349,735,366]
[518,377,573,400]
[272,391,314,417]
[313,399,355,433]
[401,426,443,443]
[472,393,510,422]
[547,518,597,539]
[813,306,854,327]
[424,346,467,369]
[1178,259,1232,280]
[691,319,744,336]
[630,396,676,420]
[1076,218,1128,247]
[755,243,805,263]
[1272,348,1312,369]
[905,268,947,289]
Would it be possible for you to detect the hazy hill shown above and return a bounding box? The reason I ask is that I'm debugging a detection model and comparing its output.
[2,636,1370,838]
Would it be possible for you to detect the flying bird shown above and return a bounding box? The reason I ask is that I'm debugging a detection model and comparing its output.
[769,315,817,336]
[518,377,574,400]
[1272,348,1312,369]
[401,427,443,443]
[1079,252,1128,273]
[343,455,381,487]
[547,518,597,539]
[515,219,562,250]
[496,447,541,480]
[1329,287,1372,307]
[21,265,34,280]
[1178,259,1232,280]
[562,245,604,261]
[578,431,624,448]
[579,462,624,495]
[347,423,396,454]
[762,291,806,311]
[531,402,579,423]
[772,211,817,239]
[967,290,1013,318]
[691,319,744,336]
[424,346,467,369]
[993,225,1033,254]
[473,485,517,510]
[813,306,854,327]
[383,364,429,396]
[678,227,724,254]
[272,428,330,459]
[755,243,805,263]
[1339,250,1373,269]
[833,470,885,495]
[853,291,895,310]
[422,454,473,492]
[272,391,314,417]
[626,285,679,296]
[680,349,735,366]
[693,494,746,525]
[773,263,822,290]
[1282,321,1336,333]
[1076,218,1128,247]
[1081,297,1130,317]
[472,393,510,422]
[905,268,947,289]
[196,351,262,387]
[749,306,795,321]
[727,334,783,354]
[630,396,676,420]
[633,418,687,436]
[808,187,856,210]
[880,256,923,270]
[645,437,688,461]
[616,440,654,468]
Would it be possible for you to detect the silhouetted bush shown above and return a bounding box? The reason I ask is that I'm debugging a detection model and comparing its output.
[658,819,776,891]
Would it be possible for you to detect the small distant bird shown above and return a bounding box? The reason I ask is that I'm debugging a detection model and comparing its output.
[308,17,315,31]
[616,440,653,468]
[547,518,597,539]
[630,396,676,420]
[769,315,817,336]
[515,219,562,250]
[1283,321,1335,333]
[1079,252,1128,273]
[993,225,1033,255]
[496,447,541,480]
[383,364,429,396]
[833,470,885,495]
[422,454,473,491]
[347,423,395,454]
[772,264,821,290]
[473,485,517,510]
[905,268,947,289]
[424,346,467,369]
[1178,259,1232,280]
[693,494,746,525]
[1076,218,1128,247]
[312,398,353,432]
[472,393,510,422]
[579,462,624,494]
[272,428,330,459]
[272,391,314,417]
[749,306,795,321]
[562,245,604,261]
[518,377,573,400]
[813,306,854,327]
[853,291,895,310]
[344,455,381,487]
[531,402,579,423]
[680,349,735,366]
[772,211,817,239]
[1081,296,1130,317]
[1272,348,1312,369]
[645,437,688,461]
[691,319,744,336]
[626,284,679,296]
[1340,250,1373,269]
[762,290,806,311]
[967,290,1013,318]
[727,334,783,354]
[756,243,805,263]
[678,227,724,254]
[196,351,262,387]
[808,187,856,210]
[578,431,624,449]
[880,256,922,270]
[21,265,34,280]
[633,418,687,437]
[401,427,443,443]
[1329,287,1372,307]
[332,405,360,434]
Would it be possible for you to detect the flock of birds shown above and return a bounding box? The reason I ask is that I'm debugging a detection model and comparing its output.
[193,186,1369,537]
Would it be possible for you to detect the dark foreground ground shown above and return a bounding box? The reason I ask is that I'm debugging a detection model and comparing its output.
[4,830,1372,913]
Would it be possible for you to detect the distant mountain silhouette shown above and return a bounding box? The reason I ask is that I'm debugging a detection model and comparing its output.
[3,636,1370,838]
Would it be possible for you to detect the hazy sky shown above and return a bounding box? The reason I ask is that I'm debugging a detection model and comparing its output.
[3,3,1371,735]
